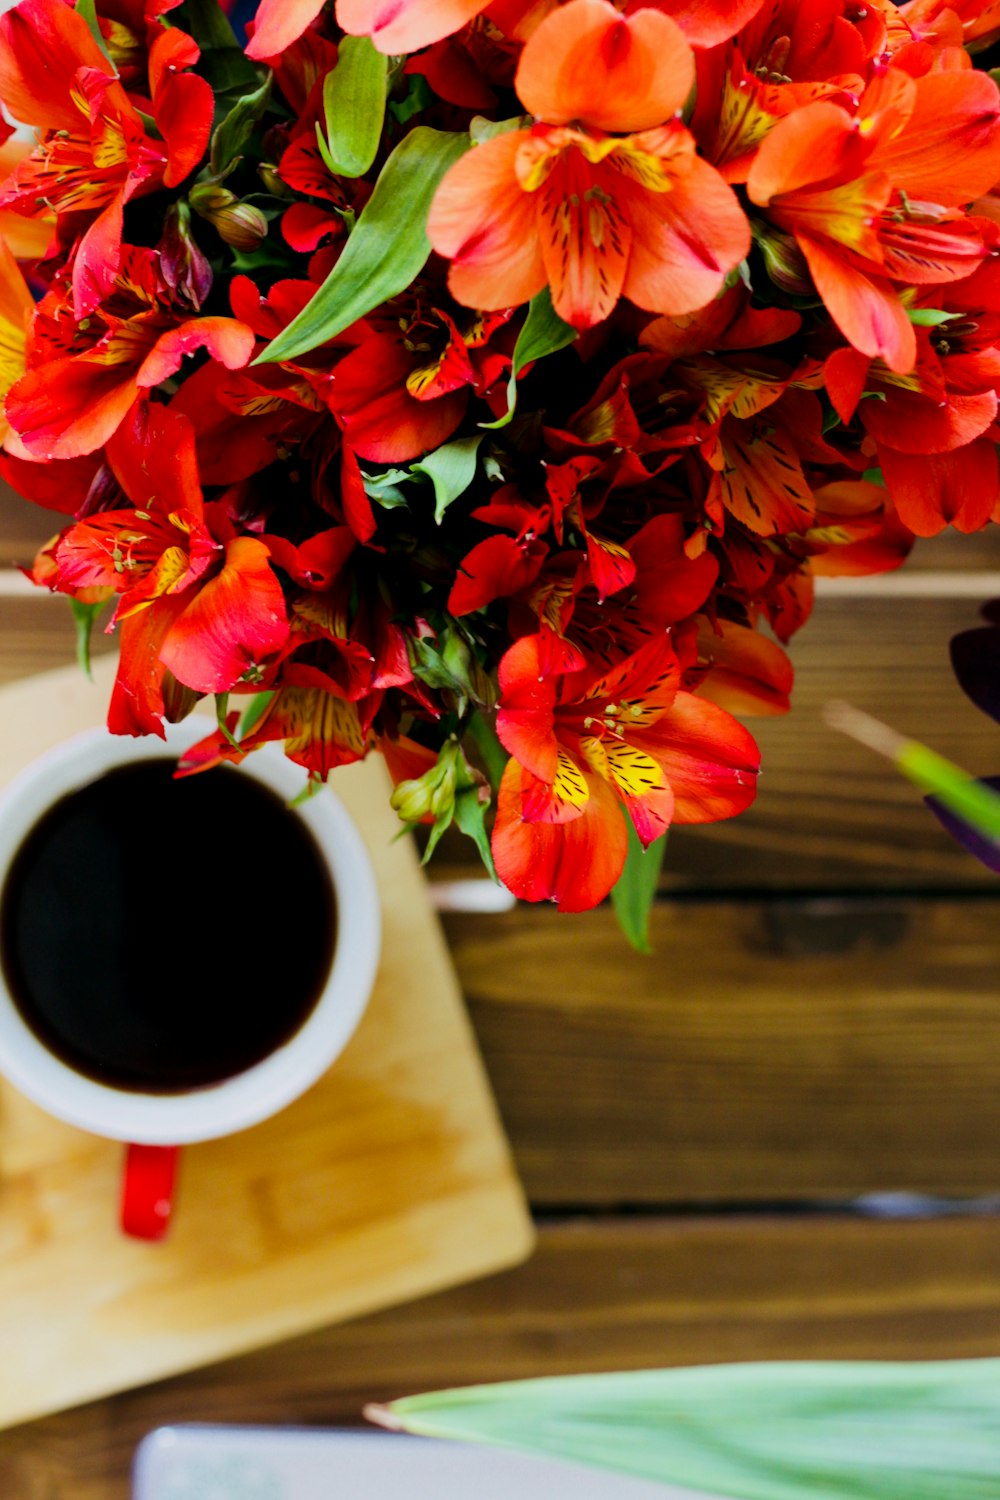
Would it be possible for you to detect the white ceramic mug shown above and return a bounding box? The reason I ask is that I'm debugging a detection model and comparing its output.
[0,719,380,1239]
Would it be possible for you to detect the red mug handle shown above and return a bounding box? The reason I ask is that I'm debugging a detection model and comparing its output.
[121,1144,180,1240]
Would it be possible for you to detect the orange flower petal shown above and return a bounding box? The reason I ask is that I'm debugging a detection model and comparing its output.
[137,318,255,389]
[108,589,190,738]
[879,441,1000,537]
[515,0,694,133]
[647,0,768,47]
[427,130,547,312]
[492,756,628,911]
[0,0,112,134]
[637,690,760,823]
[246,0,326,59]
[797,231,916,373]
[160,537,289,694]
[622,148,751,317]
[0,236,31,447]
[533,140,632,328]
[711,430,815,538]
[746,100,867,206]
[336,0,489,53]
[6,358,140,459]
[871,70,1000,207]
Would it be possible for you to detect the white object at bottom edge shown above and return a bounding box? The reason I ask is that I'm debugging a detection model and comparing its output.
[133,1425,723,1500]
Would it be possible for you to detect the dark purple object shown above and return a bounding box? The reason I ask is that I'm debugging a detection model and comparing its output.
[949,621,1000,727]
[926,774,1000,873]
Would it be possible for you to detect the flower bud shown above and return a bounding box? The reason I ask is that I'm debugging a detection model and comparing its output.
[751,220,813,297]
[158,201,212,310]
[390,741,460,824]
[258,162,292,198]
[190,184,268,250]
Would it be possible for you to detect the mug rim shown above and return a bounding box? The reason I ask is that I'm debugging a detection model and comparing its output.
[0,720,380,1144]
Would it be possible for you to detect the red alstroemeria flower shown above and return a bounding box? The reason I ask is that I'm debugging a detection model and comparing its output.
[6,246,254,460]
[691,0,891,184]
[0,0,212,317]
[900,0,1000,53]
[42,405,289,734]
[492,631,760,910]
[427,0,750,330]
[825,308,1000,535]
[238,668,380,777]
[327,303,513,463]
[747,66,1000,372]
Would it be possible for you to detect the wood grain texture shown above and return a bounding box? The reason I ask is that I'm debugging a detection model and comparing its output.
[0,661,532,1432]
[5,588,1000,890]
[446,898,1000,1204]
[1,1214,999,1500]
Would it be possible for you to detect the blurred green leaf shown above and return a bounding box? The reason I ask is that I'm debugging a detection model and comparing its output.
[377,1359,1000,1500]
[318,36,387,178]
[610,824,667,955]
[76,0,115,68]
[906,307,960,327]
[69,597,106,681]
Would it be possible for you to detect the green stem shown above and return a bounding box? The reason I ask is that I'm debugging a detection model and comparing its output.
[467,711,507,795]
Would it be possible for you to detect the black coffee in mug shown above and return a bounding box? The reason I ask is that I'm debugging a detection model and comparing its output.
[0,760,336,1093]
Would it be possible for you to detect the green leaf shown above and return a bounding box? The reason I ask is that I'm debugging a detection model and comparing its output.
[466,712,507,795]
[905,307,960,327]
[318,36,387,179]
[411,434,484,522]
[389,74,434,126]
[76,0,116,68]
[610,823,666,955]
[210,73,272,179]
[175,0,259,92]
[254,127,470,365]
[68,597,106,681]
[238,690,274,737]
[470,114,527,144]
[897,739,1000,842]
[376,1358,1000,1500]
[453,787,497,880]
[481,286,577,430]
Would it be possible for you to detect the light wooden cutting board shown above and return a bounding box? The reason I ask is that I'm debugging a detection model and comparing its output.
[0,658,533,1431]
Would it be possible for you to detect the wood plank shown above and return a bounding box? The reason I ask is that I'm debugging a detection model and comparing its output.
[445,898,1000,1204]
[665,592,1000,889]
[5,586,1000,889]
[2,1214,999,1499]
[0,597,115,685]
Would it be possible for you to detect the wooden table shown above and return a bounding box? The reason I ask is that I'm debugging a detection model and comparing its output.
[3,491,1000,1498]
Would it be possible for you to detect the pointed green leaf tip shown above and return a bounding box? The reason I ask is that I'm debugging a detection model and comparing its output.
[254,127,470,366]
[69,597,106,681]
[412,434,484,522]
[611,824,666,955]
[317,36,387,179]
[375,1359,1000,1500]
[482,286,577,430]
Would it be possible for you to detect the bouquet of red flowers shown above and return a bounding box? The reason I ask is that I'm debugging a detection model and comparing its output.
[1,0,999,925]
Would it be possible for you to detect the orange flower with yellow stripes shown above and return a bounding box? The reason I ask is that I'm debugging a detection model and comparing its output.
[492,632,760,910]
[427,0,749,329]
